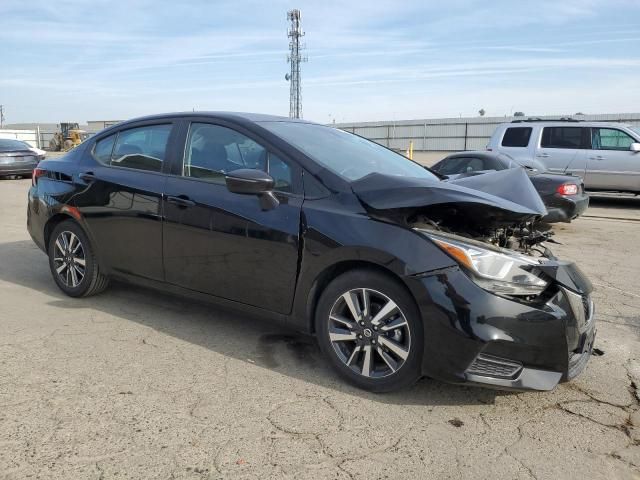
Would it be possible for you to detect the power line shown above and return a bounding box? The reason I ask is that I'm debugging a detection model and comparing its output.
[286,9,307,119]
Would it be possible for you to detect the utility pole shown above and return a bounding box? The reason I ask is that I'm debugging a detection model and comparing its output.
[286,9,307,119]
[0,105,4,128]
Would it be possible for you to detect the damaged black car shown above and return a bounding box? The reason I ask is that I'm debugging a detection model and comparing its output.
[27,113,596,393]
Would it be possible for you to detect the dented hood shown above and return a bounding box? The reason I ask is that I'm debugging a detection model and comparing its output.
[351,168,547,227]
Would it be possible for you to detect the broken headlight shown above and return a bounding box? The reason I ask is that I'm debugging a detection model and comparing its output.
[419,231,549,296]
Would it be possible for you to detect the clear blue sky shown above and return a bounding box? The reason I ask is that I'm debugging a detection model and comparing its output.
[1,0,640,123]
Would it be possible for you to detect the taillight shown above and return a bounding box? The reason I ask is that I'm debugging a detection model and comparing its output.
[557,183,578,195]
[32,167,46,186]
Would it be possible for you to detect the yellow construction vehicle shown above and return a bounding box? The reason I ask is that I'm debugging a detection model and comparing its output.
[49,123,88,151]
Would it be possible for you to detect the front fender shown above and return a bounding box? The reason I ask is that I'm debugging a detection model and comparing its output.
[289,197,456,331]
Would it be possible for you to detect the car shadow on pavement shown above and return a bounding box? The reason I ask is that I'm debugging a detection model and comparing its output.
[0,239,510,407]
[588,193,640,210]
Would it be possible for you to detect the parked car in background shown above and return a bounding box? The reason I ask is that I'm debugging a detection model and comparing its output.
[431,151,589,223]
[27,112,595,393]
[487,119,640,194]
[0,139,44,178]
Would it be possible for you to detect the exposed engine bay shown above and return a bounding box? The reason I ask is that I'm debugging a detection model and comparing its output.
[408,212,556,257]
[351,167,557,258]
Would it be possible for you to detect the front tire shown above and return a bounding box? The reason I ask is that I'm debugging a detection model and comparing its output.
[48,220,109,297]
[315,269,424,392]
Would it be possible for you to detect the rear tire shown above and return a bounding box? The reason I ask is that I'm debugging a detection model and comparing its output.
[315,269,424,392]
[48,220,109,297]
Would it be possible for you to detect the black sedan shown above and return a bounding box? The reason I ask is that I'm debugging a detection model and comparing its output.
[431,151,589,223]
[27,113,596,392]
[0,139,44,178]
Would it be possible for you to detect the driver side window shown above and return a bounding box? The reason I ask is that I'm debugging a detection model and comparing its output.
[183,123,292,192]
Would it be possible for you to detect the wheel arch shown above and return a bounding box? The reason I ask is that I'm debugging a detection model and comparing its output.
[43,213,102,269]
[299,259,417,335]
[44,213,79,249]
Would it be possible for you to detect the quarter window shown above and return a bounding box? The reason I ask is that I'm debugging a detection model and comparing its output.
[592,128,635,151]
[110,124,172,172]
[93,134,116,165]
[541,127,589,149]
[184,123,293,192]
[501,127,532,147]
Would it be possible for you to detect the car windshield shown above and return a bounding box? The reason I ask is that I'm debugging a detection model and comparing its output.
[0,139,30,150]
[259,121,439,182]
[630,126,640,138]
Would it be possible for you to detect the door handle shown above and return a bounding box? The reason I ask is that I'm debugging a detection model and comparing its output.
[588,156,605,161]
[167,195,196,208]
[79,171,96,182]
[536,153,550,158]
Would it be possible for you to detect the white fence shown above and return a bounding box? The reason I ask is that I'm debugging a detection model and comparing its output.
[0,129,40,148]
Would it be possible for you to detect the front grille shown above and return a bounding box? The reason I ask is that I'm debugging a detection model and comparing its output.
[466,354,523,379]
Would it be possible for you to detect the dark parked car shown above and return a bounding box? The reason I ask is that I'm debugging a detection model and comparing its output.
[27,113,596,392]
[0,139,44,178]
[431,151,590,223]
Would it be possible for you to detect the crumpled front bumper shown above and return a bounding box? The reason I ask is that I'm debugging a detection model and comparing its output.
[408,259,595,391]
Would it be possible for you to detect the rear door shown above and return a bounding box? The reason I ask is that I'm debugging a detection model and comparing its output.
[585,127,640,191]
[74,120,179,280]
[535,126,589,178]
[162,119,303,314]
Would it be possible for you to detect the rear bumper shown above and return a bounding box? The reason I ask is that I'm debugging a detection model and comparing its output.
[0,161,37,176]
[406,261,595,391]
[541,193,589,223]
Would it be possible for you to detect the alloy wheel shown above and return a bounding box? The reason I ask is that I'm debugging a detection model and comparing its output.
[328,288,411,378]
[52,230,86,288]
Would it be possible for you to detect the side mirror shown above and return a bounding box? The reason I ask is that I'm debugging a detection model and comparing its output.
[630,143,640,153]
[225,168,279,210]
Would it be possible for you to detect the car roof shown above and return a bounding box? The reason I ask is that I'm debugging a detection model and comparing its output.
[500,120,635,128]
[93,111,318,140]
[113,111,312,127]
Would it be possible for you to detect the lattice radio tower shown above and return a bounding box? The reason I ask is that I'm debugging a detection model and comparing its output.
[286,9,307,119]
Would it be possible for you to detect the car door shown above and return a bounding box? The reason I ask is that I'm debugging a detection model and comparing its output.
[585,127,640,191]
[536,126,589,178]
[73,120,178,281]
[162,119,303,314]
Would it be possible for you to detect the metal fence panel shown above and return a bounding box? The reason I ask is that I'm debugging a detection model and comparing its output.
[425,137,466,151]
[465,137,490,150]
[467,123,500,137]
[426,124,466,137]
[0,129,38,147]
[354,126,387,139]
[390,125,425,138]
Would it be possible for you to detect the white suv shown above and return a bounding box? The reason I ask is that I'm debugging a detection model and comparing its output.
[487,119,640,193]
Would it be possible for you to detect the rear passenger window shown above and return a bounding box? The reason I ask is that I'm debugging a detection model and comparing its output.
[541,127,589,149]
[93,135,116,164]
[501,127,532,147]
[110,124,172,172]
